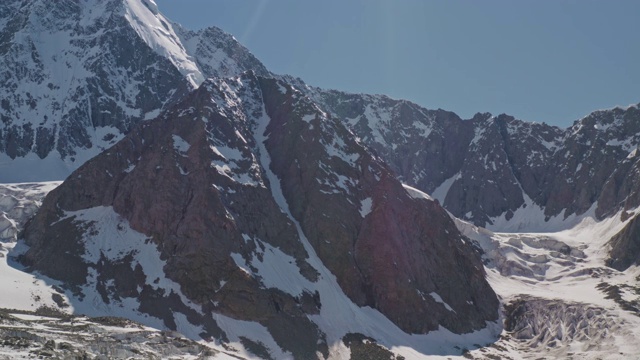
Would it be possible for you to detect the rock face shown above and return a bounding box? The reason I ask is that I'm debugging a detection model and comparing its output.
[607,213,640,271]
[21,73,499,357]
[0,0,267,182]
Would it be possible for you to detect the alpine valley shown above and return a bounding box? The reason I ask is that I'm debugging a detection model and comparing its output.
[0,1,639,359]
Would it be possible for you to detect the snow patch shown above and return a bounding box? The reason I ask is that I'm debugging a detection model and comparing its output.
[360,197,373,218]
[124,163,136,173]
[413,120,432,138]
[144,108,162,120]
[172,134,191,155]
[403,184,433,201]
[429,292,456,313]
[431,173,460,203]
[250,241,314,297]
[210,145,243,162]
[488,193,598,233]
[324,136,360,165]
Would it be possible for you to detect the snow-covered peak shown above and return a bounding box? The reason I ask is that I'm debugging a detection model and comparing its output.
[122,0,204,87]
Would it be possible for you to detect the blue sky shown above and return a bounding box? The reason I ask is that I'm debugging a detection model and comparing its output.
[156,0,640,127]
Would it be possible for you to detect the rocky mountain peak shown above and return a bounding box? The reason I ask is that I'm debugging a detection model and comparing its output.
[0,0,268,182]
[470,112,493,122]
[120,0,204,87]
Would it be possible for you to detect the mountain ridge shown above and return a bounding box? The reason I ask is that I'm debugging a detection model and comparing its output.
[3,0,640,235]
[305,84,640,230]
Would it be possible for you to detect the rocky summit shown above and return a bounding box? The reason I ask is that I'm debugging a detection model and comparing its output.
[20,72,499,358]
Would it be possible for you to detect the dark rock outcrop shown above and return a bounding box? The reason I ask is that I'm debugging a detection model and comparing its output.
[606,213,640,271]
[342,333,403,360]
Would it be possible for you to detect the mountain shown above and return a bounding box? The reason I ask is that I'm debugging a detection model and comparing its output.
[20,72,500,358]
[0,0,266,182]
[3,0,639,236]
[2,0,640,358]
[304,87,640,231]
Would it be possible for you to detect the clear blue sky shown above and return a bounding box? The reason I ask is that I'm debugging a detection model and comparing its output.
[156,0,640,127]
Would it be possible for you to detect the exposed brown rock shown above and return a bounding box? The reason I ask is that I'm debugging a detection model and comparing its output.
[607,213,640,271]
